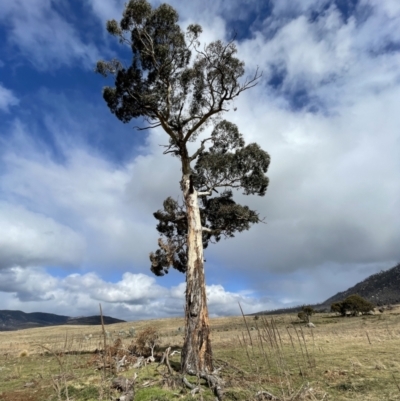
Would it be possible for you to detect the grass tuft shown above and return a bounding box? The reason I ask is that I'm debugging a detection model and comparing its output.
[18,349,29,357]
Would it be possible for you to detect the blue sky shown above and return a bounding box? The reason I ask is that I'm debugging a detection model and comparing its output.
[0,0,399,320]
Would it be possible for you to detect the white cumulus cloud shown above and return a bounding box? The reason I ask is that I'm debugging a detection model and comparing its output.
[0,267,270,320]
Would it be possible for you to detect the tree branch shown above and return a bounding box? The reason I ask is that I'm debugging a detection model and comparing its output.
[133,123,162,131]
[183,108,222,143]
[202,227,221,235]
[154,111,178,142]
[159,143,179,155]
[189,137,212,161]
[197,190,212,196]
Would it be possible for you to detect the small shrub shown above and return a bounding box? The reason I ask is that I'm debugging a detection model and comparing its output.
[298,311,307,322]
[128,341,137,354]
[135,326,160,358]
[298,306,315,323]
[19,349,29,357]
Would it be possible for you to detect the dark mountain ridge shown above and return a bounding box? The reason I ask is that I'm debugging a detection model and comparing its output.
[0,310,125,331]
[322,263,400,306]
[256,262,400,316]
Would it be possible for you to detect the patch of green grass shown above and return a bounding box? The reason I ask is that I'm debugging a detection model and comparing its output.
[223,388,254,400]
[60,384,99,400]
[135,387,178,401]
[1,355,50,392]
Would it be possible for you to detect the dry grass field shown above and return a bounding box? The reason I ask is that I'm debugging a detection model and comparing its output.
[1,306,400,401]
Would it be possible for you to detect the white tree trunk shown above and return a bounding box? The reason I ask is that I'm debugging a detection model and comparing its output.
[180,173,213,374]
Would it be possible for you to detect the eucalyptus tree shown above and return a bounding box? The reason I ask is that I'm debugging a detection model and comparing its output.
[96,0,270,376]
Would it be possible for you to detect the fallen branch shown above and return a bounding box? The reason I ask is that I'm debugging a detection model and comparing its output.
[158,347,173,374]
[132,357,144,369]
[116,355,126,372]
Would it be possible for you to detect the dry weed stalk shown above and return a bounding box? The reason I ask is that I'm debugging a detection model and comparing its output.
[35,343,70,401]
[286,326,304,378]
[392,373,400,393]
[238,304,320,401]
[99,303,108,379]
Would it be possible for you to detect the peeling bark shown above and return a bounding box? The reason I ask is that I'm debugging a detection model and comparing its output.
[180,172,213,374]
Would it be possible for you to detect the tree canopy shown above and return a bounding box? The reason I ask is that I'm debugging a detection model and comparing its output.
[331,294,375,316]
[96,0,260,148]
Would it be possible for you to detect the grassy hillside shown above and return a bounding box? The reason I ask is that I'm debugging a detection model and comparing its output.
[1,307,400,400]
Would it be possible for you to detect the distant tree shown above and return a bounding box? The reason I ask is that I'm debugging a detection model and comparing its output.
[298,305,315,323]
[342,294,375,316]
[297,311,307,322]
[96,0,270,376]
[330,302,343,315]
[331,295,374,317]
[302,305,315,322]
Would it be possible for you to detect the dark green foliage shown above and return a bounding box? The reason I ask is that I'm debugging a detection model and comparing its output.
[342,294,375,316]
[302,305,315,316]
[201,190,260,239]
[330,302,342,315]
[97,1,192,124]
[331,294,375,316]
[150,197,188,275]
[298,305,315,323]
[302,305,315,322]
[297,311,307,322]
[194,120,270,196]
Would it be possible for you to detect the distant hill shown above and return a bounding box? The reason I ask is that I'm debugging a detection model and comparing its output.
[0,310,125,331]
[323,263,400,306]
[256,262,400,316]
